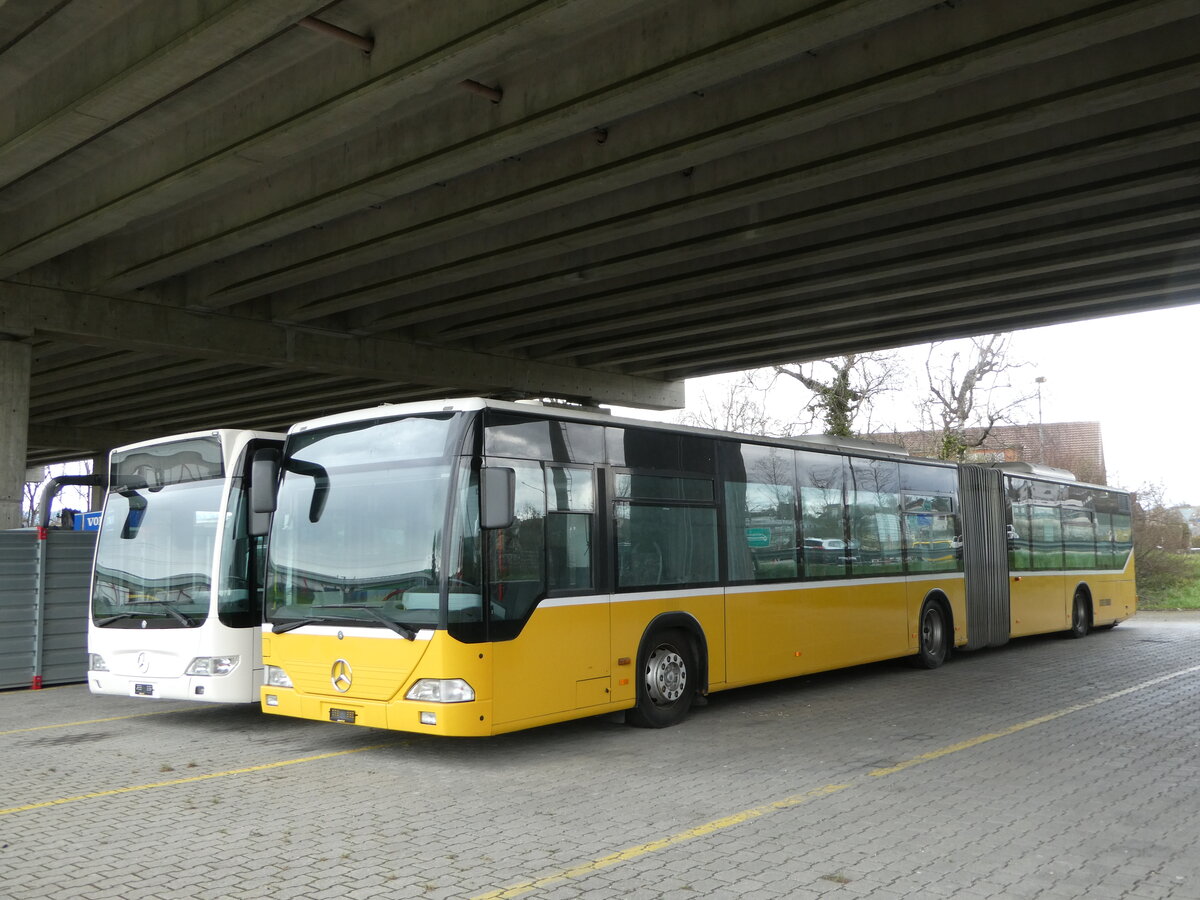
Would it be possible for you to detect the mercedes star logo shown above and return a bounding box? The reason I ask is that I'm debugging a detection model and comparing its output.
[136,651,149,674]
[331,658,353,692]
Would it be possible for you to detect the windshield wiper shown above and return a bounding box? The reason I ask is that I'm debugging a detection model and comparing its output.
[271,617,323,634]
[128,599,196,627]
[314,604,417,640]
[96,602,195,627]
[96,612,138,627]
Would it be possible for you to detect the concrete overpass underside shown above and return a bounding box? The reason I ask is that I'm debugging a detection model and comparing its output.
[1,0,1198,473]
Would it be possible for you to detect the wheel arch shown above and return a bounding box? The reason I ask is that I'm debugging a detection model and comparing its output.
[638,612,709,695]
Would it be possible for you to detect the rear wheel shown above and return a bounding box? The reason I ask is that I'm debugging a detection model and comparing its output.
[626,629,697,728]
[911,600,948,669]
[1068,591,1091,639]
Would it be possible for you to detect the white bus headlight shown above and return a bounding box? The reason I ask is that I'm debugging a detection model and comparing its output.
[265,665,293,688]
[88,653,108,672]
[405,678,475,703]
[185,656,240,676]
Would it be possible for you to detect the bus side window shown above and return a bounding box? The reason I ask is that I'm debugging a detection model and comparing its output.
[797,450,846,578]
[546,466,593,591]
[613,473,717,589]
[847,457,903,576]
[721,442,797,583]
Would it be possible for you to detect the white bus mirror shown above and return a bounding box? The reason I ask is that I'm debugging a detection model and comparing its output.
[480,467,515,530]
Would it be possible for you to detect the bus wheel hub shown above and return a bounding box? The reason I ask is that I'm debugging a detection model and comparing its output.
[646,646,686,705]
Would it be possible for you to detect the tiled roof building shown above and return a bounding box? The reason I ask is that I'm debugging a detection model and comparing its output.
[877,422,1107,485]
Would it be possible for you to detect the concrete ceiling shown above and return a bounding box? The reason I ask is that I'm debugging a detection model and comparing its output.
[1,0,1197,466]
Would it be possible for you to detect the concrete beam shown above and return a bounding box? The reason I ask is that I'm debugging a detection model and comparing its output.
[27,423,154,455]
[0,0,326,188]
[533,206,1200,358]
[159,0,956,309]
[96,0,935,295]
[329,47,1200,332]
[174,0,1198,322]
[0,285,684,409]
[447,180,1200,348]
[0,0,654,279]
[637,271,1200,378]
[343,151,1199,341]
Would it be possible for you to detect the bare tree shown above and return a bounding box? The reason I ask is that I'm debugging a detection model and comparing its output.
[775,352,901,437]
[921,334,1036,460]
[678,371,795,437]
[21,480,38,527]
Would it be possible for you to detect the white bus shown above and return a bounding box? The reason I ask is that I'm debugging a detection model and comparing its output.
[87,429,283,703]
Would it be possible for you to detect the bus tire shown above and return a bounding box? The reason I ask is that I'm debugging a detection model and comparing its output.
[1068,590,1091,639]
[626,629,696,728]
[910,599,948,669]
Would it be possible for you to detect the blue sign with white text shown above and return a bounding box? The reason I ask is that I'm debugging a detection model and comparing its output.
[75,511,103,532]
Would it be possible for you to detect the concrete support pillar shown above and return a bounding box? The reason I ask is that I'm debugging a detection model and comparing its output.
[0,336,32,530]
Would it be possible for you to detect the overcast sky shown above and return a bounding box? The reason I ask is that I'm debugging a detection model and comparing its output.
[613,303,1200,507]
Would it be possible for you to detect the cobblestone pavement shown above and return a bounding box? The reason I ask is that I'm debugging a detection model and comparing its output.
[2,611,1198,900]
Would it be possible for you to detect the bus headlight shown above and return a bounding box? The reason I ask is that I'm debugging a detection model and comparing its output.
[88,653,108,672]
[405,678,475,703]
[185,656,240,676]
[265,666,293,688]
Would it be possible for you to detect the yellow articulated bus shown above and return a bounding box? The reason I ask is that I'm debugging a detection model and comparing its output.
[249,399,1135,737]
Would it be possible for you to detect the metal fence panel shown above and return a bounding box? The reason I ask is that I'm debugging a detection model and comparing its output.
[41,530,96,685]
[0,529,96,689]
[0,531,39,689]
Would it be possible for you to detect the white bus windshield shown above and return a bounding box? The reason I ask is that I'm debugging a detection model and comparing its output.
[264,414,468,634]
[92,479,224,628]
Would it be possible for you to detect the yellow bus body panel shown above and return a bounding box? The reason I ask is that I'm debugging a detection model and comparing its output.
[1009,573,1069,637]
[1008,554,1137,637]
[492,600,612,726]
[261,630,496,737]
[1087,553,1137,625]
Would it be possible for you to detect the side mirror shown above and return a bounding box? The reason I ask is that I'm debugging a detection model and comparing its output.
[249,449,281,537]
[480,467,515,530]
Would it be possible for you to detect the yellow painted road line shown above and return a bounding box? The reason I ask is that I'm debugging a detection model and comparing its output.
[474,663,1200,900]
[0,743,392,818]
[0,705,202,737]
[471,784,851,900]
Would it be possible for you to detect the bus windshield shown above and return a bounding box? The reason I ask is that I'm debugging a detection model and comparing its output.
[264,414,470,634]
[92,478,224,628]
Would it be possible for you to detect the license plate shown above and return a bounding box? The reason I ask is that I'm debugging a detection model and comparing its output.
[134,683,153,696]
[329,708,356,724]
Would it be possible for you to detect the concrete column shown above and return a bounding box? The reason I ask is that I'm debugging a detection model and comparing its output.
[0,336,32,529]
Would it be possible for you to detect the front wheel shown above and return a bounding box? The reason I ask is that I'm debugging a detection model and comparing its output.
[911,600,948,669]
[626,629,697,728]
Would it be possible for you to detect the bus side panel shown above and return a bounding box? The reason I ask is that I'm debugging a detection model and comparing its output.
[608,591,726,704]
[1009,573,1068,637]
[1078,558,1138,627]
[724,585,807,686]
[725,581,908,687]
[492,600,611,726]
